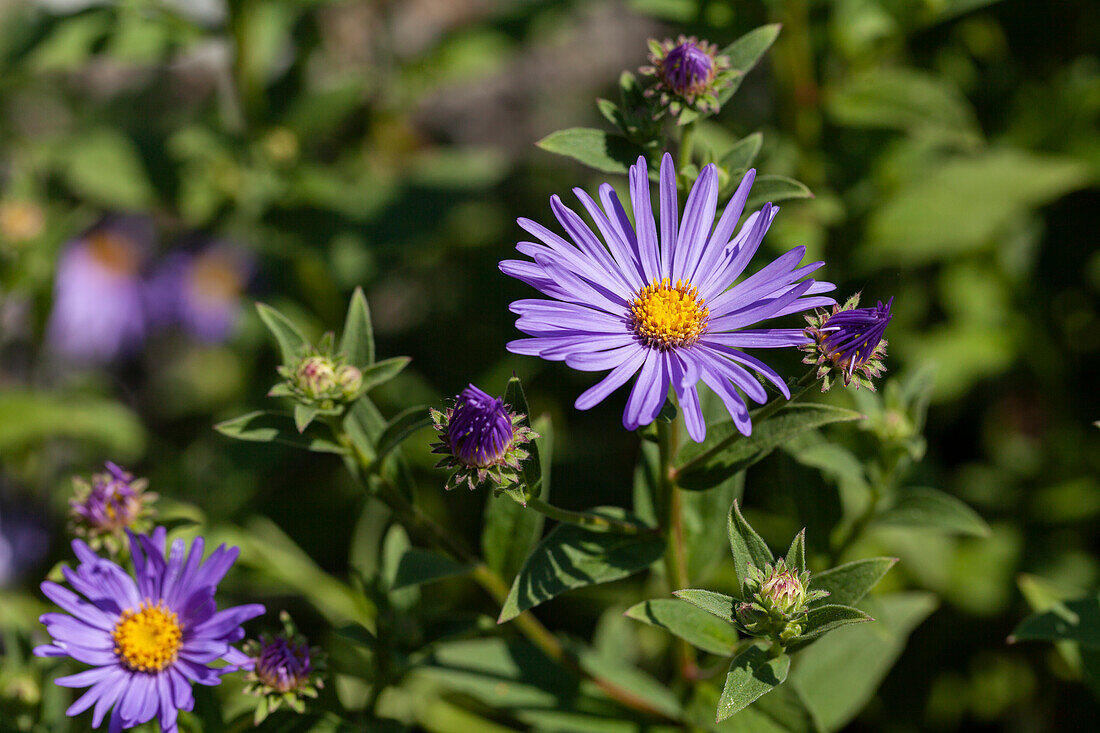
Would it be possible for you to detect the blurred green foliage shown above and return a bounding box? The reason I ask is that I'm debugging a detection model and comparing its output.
[0,0,1098,730]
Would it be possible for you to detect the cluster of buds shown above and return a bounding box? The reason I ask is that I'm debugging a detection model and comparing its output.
[271,333,364,410]
[735,559,829,644]
[640,36,736,119]
[69,462,156,555]
[430,384,536,492]
[802,293,892,392]
[242,612,324,725]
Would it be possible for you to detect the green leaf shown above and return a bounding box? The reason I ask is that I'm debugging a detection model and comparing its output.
[874,486,990,537]
[718,24,782,104]
[0,390,144,459]
[498,508,663,623]
[1010,596,1100,647]
[256,303,308,365]
[214,411,346,454]
[673,589,738,623]
[784,529,806,575]
[566,638,684,719]
[864,149,1092,266]
[339,287,375,366]
[797,604,874,640]
[483,414,553,582]
[359,356,412,394]
[536,128,646,175]
[744,175,814,211]
[392,548,472,590]
[826,68,981,147]
[334,622,378,650]
[504,375,543,496]
[62,128,155,210]
[720,132,764,176]
[810,557,897,607]
[717,644,790,721]
[676,404,864,491]
[729,500,774,585]
[791,592,938,731]
[294,403,319,433]
[624,599,739,656]
[689,679,817,733]
[374,407,432,465]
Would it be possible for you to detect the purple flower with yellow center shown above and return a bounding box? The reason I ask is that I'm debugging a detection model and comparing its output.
[34,528,265,733]
[242,612,323,723]
[641,36,733,116]
[69,462,156,553]
[47,217,154,364]
[430,384,536,491]
[501,153,835,442]
[802,293,892,391]
[147,243,253,343]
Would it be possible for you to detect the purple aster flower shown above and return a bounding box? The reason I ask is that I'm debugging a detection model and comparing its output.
[0,501,50,588]
[430,384,536,491]
[802,293,892,391]
[34,527,265,733]
[70,462,157,553]
[47,217,154,364]
[147,243,253,343]
[501,153,835,442]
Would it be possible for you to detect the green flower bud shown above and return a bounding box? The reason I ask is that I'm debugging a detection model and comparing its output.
[335,364,363,399]
[295,356,337,398]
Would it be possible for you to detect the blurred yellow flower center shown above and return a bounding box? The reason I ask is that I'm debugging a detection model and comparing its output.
[113,601,182,672]
[87,232,140,275]
[630,277,709,350]
[191,253,242,301]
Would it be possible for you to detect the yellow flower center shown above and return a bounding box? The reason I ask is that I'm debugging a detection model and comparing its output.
[629,277,709,350]
[112,601,183,673]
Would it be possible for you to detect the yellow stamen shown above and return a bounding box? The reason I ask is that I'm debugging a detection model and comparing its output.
[112,601,183,673]
[629,277,709,350]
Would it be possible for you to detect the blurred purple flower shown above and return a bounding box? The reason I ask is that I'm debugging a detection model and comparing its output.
[47,217,154,364]
[0,503,50,588]
[147,243,253,343]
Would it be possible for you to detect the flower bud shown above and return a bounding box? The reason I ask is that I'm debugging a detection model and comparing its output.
[243,612,324,724]
[335,364,363,399]
[802,293,892,391]
[640,36,734,117]
[295,355,337,398]
[69,462,156,553]
[735,559,828,645]
[430,384,536,491]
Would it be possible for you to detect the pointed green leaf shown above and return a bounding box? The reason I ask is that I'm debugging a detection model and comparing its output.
[499,508,662,623]
[214,411,346,454]
[798,604,874,641]
[374,407,432,465]
[784,529,806,574]
[504,375,542,496]
[359,356,411,394]
[392,548,472,590]
[339,287,375,366]
[717,644,790,721]
[810,557,897,607]
[717,24,782,104]
[536,127,646,175]
[256,303,308,365]
[720,132,763,176]
[729,500,773,585]
[673,589,738,623]
[745,175,814,211]
[483,414,553,582]
[596,98,623,128]
[334,622,378,650]
[1010,596,1100,647]
[676,404,863,491]
[625,599,739,656]
[874,486,990,537]
[294,403,319,433]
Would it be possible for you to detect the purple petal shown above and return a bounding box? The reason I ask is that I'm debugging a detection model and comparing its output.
[574,346,648,410]
[703,329,810,349]
[658,153,678,277]
[672,164,718,284]
[622,350,669,431]
[564,344,645,372]
[629,156,660,283]
[685,169,755,285]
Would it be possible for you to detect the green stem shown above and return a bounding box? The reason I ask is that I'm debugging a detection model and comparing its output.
[679,122,696,170]
[525,496,654,535]
[656,418,697,679]
[670,368,819,482]
[330,423,677,722]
